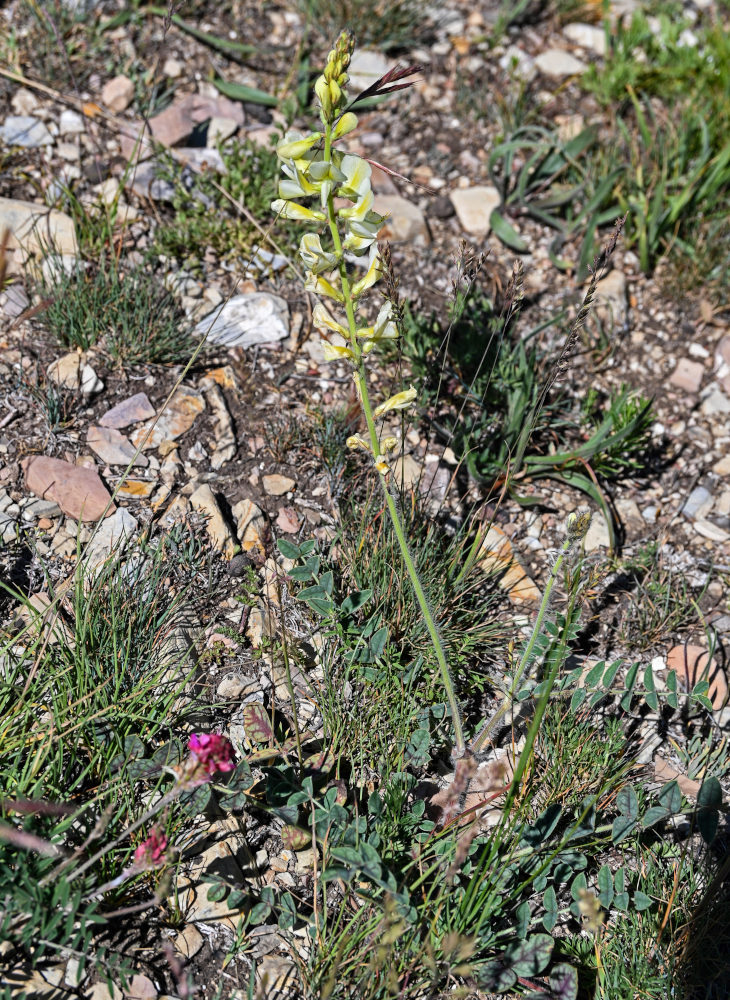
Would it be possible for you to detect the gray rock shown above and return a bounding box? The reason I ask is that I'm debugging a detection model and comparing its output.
[0,511,17,543]
[0,115,53,148]
[682,485,712,519]
[21,498,62,521]
[83,508,138,572]
[499,45,537,82]
[126,160,177,202]
[80,363,104,398]
[99,392,156,429]
[563,22,607,55]
[59,109,85,136]
[0,283,29,319]
[249,245,289,276]
[701,387,730,416]
[195,293,289,348]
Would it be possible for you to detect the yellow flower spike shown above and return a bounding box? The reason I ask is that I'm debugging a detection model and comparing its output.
[276,131,322,160]
[322,341,356,362]
[315,76,332,119]
[373,387,418,419]
[380,436,398,453]
[312,302,348,337]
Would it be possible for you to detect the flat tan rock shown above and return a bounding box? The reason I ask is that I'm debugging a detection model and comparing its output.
[476,524,540,605]
[375,194,431,246]
[263,474,295,496]
[46,352,81,389]
[22,456,114,522]
[201,383,236,469]
[122,975,156,1000]
[449,185,501,238]
[101,75,135,113]
[0,196,77,270]
[190,483,236,558]
[232,498,267,558]
[174,924,204,959]
[173,816,253,931]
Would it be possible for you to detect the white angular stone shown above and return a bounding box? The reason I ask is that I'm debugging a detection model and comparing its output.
[374,194,430,245]
[195,293,289,348]
[594,269,627,327]
[60,109,85,135]
[563,22,607,55]
[347,49,393,93]
[535,49,588,78]
[449,185,501,238]
[84,508,138,572]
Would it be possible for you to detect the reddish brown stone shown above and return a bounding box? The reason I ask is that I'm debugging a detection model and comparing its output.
[22,456,114,522]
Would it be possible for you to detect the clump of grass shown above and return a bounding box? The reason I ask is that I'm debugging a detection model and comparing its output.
[336,484,507,709]
[615,541,708,653]
[5,0,106,88]
[0,521,218,971]
[36,256,195,364]
[152,136,300,273]
[532,700,631,810]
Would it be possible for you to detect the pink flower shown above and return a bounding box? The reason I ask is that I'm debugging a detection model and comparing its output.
[187,732,235,778]
[133,828,168,868]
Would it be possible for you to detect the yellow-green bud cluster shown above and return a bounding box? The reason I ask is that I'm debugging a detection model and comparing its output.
[315,30,355,125]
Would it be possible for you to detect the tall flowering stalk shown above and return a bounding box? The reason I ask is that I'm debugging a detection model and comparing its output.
[272,33,465,756]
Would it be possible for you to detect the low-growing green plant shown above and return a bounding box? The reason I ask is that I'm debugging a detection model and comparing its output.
[487,123,621,274]
[583,11,730,113]
[578,11,730,275]
[36,255,195,364]
[400,267,653,547]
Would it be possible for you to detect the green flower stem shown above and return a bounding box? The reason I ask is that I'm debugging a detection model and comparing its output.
[322,125,466,758]
[470,533,573,754]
